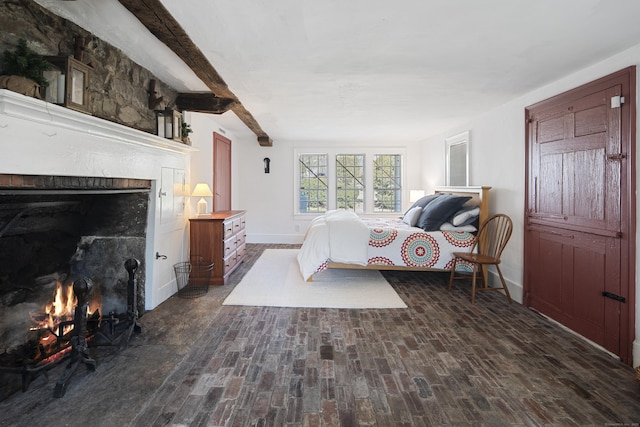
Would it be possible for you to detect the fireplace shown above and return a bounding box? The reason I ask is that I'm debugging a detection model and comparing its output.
[0,89,192,398]
[0,174,150,398]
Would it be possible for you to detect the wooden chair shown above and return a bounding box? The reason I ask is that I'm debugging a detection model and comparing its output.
[448,213,513,304]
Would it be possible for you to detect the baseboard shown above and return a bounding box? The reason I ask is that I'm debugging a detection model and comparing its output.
[146,279,177,310]
[246,233,305,244]
[487,270,523,304]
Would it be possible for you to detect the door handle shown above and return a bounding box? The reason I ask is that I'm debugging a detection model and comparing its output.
[155,252,167,260]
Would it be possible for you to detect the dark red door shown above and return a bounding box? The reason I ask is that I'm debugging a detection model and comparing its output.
[213,132,231,212]
[524,68,635,362]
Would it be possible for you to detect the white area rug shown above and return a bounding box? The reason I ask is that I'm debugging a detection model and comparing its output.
[223,249,407,309]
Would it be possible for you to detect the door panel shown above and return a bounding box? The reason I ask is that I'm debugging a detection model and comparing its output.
[526,226,613,347]
[213,132,231,212]
[524,68,634,363]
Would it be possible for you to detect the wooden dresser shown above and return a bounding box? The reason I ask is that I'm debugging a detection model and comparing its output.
[189,210,246,285]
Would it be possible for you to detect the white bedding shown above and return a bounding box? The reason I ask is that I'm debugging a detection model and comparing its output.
[298,214,476,280]
[297,210,369,280]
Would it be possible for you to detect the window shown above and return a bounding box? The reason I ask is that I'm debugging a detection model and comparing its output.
[373,154,402,212]
[299,154,328,213]
[336,154,365,212]
[296,149,404,215]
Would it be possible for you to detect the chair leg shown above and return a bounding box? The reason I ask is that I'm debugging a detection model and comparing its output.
[470,264,478,304]
[448,258,458,293]
[478,265,488,288]
[496,265,512,304]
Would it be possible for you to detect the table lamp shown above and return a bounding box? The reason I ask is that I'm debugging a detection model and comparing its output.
[192,183,213,215]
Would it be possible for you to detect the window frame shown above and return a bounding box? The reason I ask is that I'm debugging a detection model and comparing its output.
[336,153,366,213]
[298,153,329,214]
[445,131,470,186]
[372,153,403,213]
[294,147,406,217]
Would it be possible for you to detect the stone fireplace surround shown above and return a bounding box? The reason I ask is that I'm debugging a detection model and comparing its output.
[0,89,194,313]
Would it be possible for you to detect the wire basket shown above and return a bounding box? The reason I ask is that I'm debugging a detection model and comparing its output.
[174,255,213,299]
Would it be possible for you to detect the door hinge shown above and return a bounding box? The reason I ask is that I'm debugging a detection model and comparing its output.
[602,291,625,303]
[607,153,626,161]
[611,96,625,108]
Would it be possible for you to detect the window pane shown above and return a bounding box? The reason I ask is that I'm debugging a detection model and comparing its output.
[299,154,328,213]
[336,154,365,213]
[373,154,402,212]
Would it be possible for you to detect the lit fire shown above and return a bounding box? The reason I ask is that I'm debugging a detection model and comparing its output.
[45,280,77,330]
[30,279,101,342]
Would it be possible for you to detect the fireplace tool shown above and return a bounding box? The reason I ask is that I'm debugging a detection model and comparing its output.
[121,258,142,349]
[53,278,96,398]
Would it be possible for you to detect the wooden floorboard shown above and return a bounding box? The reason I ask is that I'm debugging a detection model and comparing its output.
[1,243,639,426]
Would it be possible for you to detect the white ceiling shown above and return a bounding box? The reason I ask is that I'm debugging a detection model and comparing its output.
[35,0,640,143]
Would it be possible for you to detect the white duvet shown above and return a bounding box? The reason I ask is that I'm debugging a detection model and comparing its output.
[297,210,369,280]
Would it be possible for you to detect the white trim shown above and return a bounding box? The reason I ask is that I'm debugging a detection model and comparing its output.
[0,89,196,155]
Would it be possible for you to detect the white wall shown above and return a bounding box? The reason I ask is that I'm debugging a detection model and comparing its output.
[188,113,423,244]
[421,42,640,365]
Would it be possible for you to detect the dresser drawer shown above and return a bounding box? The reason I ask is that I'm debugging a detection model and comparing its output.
[236,231,246,247]
[236,243,246,261]
[223,220,234,239]
[223,251,237,273]
[223,235,237,258]
[232,216,244,234]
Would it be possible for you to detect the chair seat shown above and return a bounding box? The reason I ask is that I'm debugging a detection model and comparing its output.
[451,252,500,265]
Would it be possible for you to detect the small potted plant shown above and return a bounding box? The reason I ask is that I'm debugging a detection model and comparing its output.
[181,122,193,145]
[0,39,50,98]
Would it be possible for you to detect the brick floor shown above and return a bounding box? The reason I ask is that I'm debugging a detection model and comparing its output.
[1,243,639,426]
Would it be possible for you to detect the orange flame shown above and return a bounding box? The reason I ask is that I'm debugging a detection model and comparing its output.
[27,279,102,362]
[45,280,77,328]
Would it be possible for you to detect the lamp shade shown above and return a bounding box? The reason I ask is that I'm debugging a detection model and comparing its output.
[409,190,425,202]
[191,183,213,198]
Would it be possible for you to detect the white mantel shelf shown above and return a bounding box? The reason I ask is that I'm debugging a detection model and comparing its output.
[0,89,196,154]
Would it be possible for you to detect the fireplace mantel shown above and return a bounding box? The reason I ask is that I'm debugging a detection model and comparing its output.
[0,89,195,155]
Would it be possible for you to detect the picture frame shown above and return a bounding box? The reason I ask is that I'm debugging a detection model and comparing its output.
[156,108,183,141]
[45,56,91,113]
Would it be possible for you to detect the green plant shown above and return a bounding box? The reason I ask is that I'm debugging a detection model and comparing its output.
[2,39,50,88]
[182,122,193,137]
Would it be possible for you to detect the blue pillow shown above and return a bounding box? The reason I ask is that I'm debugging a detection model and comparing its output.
[403,193,440,217]
[418,194,472,231]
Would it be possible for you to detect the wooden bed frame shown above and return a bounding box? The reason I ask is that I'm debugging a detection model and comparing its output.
[318,185,492,277]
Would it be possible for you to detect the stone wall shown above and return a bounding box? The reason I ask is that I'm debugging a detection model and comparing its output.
[0,0,178,134]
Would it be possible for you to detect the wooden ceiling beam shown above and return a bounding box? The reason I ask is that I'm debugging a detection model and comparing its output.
[175,93,236,115]
[117,0,272,146]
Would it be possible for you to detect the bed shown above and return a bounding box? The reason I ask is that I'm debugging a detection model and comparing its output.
[297,186,491,281]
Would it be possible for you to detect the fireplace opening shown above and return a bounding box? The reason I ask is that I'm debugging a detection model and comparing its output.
[0,175,150,400]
